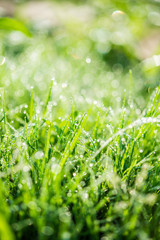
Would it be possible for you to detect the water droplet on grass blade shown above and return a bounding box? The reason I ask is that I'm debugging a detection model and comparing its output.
[41,226,54,236]
[61,232,71,240]
[35,151,44,159]
[86,57,91,64]
[112,10,125,17]
[61,83,67,88]
[0,56,5,66]
[18,184,22,189]
[51,163,60,175]
[23,165,30,172]
[83,192,88,199]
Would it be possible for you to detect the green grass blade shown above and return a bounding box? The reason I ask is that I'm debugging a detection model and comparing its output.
[0,17,32,37]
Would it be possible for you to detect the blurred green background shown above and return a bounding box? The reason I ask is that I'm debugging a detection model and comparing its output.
[0,0,160,114]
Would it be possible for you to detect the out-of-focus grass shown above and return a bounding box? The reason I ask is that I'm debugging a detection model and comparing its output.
[0,0,160,240]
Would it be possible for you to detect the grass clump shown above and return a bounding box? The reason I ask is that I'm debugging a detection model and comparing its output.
[0,1,160,239]
[0,81,160,240]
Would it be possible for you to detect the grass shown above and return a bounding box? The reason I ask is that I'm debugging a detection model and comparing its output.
[0,1,160,239]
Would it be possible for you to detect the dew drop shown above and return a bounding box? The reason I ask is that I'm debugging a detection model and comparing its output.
[86,57,91,64]
[23,166,30,172]
[61,83,67,88]
[0,56,5,66]
[35,151,44,159]
[112,10,125,17]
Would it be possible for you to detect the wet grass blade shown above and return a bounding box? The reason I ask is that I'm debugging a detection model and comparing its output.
[43,80,53,117]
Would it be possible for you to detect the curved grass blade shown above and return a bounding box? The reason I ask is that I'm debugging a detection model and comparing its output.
[93,117,160,159]
[0,17,32,37]
[60,113,88,169]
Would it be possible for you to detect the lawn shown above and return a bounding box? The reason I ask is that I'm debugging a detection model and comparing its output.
[0,0,160,239]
